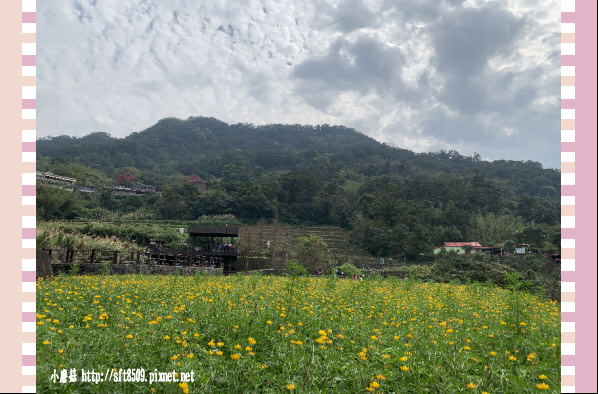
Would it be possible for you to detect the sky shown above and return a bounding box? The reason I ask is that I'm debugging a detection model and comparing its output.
[38,0,561,168]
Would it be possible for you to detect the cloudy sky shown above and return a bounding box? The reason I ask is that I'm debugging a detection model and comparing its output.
[38,0,561,168]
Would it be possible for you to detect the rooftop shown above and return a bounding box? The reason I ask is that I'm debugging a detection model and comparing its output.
[443,242,482,247]
[187,226,239,237]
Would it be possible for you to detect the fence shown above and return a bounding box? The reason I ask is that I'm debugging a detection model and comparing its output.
[43,248,144,265]
[41,248,238,269]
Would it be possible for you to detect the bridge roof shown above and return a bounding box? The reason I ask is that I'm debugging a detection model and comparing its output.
[187,226,239,237]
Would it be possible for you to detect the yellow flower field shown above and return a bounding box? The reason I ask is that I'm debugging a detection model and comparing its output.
[36,274,560,393]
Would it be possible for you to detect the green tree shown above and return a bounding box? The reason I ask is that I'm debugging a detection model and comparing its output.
[238,184,275,221]
[295,235,334,273]
[37,184,83,220]
[515,225,548,250]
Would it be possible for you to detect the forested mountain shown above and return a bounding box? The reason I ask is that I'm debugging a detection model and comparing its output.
[37,116,561,257]
[38,117,378,180]
[38,116,558,196]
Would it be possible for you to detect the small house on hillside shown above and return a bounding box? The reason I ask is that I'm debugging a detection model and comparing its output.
[36,171,77,190]
[433,242,504,256]
[112,184,159,196]
[434,242,482,255]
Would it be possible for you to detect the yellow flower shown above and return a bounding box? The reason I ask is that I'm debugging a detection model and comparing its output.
[371,335,378,340]
[245,346,252,352]
[235,344,242,349]
[58,349,64,354]
[538,375,547,379]
[164,335,170,340]
[370,381,380,388]
[217,342,224,346]
[509,356,517,361]
[393,335,399,340]
[519,322,526,326]
[366,387,375,392]
[466,382,476,389]
[125,334,133,339]
[286,383,295,390]
[400,357,408,362]
[376,374,386,380]
[231,354,241,360]
[248,338,256,345]
[216,351,223,356]
[171,355,179,360]
[400,366,409,372]
[489,351,496,356]
[536,383,550,390]
[266,321,272,325]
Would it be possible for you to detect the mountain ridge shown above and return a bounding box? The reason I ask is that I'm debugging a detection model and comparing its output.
[38,116,559,199]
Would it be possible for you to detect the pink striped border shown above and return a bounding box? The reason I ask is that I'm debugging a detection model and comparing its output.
[560,2,575,392]
[561,1,598,393]
[21,0,37,392]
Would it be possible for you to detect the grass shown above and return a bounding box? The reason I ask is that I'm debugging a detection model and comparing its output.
[36,275,560,393]
[36,221,186,250]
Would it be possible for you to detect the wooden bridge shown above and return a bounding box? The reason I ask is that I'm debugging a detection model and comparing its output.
[144,225,241,274]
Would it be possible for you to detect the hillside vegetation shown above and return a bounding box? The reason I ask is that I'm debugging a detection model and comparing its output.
[37,116,561,257]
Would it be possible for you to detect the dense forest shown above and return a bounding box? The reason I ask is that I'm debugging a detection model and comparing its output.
[37,116,561,258]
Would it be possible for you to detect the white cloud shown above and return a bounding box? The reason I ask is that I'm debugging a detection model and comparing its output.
[38,0,561,168]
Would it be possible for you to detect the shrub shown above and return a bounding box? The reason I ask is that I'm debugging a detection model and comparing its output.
[409,265,432,280]
[338,263,362,278]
